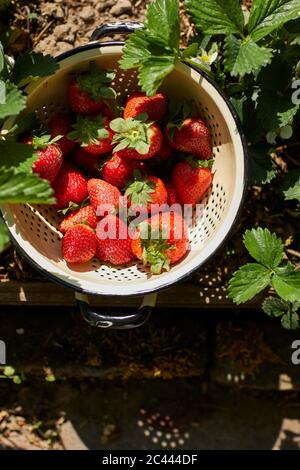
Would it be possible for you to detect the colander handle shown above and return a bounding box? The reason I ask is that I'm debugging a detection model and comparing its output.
[76,292,157,329]
[90,22,143,42]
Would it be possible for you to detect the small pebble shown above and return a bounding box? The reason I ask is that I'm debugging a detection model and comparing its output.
[79,6,94,22]
[98,0,115,12]
[110,0,132,17]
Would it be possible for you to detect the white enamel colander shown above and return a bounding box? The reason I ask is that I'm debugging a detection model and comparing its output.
[1,23,248,329]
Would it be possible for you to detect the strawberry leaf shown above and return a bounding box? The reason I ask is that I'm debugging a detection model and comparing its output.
[119,30,153,70]
[146,0,180,50]
[138,56,176,97]
[248,0,300,42]
[248,144,277,185]
[243,227,284,269]
[262,296,289,317]
[224,35,273,77]
[228,263,272,304]
[282,169,300,202]
[119,0,180,96]
[0,81,26,119]
[185,0,245,35]
[0,141,34,168]
[281,311,299,330]
[0,166,55,204]
[0,222,9,252]
[263,296,300,329]
[13,112,40,139]
[257,55,294,92]
[230,95,247,122]
[272,263,300,303]
[256,89,299,132]
[12,52,59,86]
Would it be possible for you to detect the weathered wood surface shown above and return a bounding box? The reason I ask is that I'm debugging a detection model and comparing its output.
[0,280,262,308]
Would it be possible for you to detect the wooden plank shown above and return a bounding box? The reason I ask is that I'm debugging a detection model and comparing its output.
[0,281,262,308]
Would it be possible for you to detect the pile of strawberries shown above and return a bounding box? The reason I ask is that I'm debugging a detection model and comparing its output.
[23,66,214,274]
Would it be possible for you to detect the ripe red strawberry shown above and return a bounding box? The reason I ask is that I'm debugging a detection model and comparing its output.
[110,116,162,160]
[72,147,102,171]
[172,160,213,207]
[131,211,189,274]
[165,181,180,206]
[165,117,212,160]
[24,135,63,183]
[62,224,97,264]
[59,205,97,234]
[124,92,168,121]
[96,214,135,265]
[125,172,167,213]
[87,178,121,215]
[68,115,114,155]
[52,161,88,208]
[100,153,140,189]
[48,113,76,156]
[68,68,116,115]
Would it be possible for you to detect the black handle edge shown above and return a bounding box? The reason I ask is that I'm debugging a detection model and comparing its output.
[90,22,143,42]
[77,293,157,330]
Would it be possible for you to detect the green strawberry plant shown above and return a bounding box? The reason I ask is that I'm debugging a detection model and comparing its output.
[120,0,300,328]
[0,7,59,248]
[0,0,299,327]
[0,48,58,205]
[120,0,300,187]
[228,228,300,329]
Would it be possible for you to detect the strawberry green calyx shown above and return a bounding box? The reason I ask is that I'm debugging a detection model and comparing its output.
[166,99,198,140]
[138,221,175,274]
[31,134,62,150]
[125,170,155,206]
[68,115,109,147]
[58,201,80,215]
[110,114,153,155]
[185,156,214,169]
[76,68,116,101]
[58,197,90,215]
